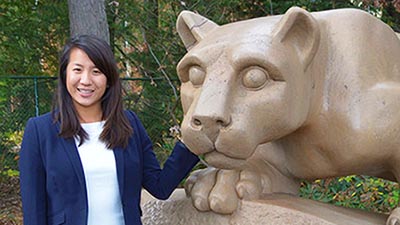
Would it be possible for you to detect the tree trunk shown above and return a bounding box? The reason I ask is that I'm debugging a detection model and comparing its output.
[67,0,110,43]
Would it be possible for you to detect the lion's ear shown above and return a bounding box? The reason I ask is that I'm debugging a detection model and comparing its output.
[272,7,320,69]
[176,11,219,50]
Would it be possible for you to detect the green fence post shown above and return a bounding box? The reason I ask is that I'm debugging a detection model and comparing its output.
[34,76,39,117]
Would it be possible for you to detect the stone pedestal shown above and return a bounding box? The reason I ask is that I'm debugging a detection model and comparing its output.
[141,189,388,225]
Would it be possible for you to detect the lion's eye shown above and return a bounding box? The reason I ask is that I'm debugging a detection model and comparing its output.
[242,67,269,89]
[188,66,206,86]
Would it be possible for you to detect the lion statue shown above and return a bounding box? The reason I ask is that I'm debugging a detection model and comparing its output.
[175,6,400,225]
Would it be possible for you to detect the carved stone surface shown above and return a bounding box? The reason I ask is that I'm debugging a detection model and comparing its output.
[141,189,388,225]
[141,190,229,225]
[176,6,400,224]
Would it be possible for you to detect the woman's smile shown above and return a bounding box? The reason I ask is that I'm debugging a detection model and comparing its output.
[77,87,95,96]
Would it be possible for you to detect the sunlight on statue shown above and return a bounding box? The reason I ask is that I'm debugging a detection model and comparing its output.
[176,6,400,225]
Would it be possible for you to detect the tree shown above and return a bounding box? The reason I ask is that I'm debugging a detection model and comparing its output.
[67,0,110,43]
[0,0,68,75]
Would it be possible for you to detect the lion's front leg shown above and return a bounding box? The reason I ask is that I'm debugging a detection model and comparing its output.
[185,166,299,214]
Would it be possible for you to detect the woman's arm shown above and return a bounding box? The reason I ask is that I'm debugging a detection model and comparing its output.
[143,139,199,199]
[129,111,199,199]
[19,118,48,225]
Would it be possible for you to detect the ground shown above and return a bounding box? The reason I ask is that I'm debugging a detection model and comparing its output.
[0,176,22,225]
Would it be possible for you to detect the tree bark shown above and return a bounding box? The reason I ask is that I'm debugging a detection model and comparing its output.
[67,0,110,43]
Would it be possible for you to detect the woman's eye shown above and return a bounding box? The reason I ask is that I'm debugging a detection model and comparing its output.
[73,68,82,72]
[93,69,101,75]
[188,66,205,87]
[242,67,269,89]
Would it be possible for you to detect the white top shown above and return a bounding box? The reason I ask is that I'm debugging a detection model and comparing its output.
[75,121,125,225]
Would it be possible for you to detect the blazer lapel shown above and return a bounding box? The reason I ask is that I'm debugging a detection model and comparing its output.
[56,122,87,195]
[60,137,87,190]
[114,148,125,198]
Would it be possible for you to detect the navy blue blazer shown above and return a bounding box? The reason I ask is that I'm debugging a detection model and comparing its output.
[19,110,199,225]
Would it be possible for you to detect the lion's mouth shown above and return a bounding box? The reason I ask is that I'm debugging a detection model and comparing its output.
[203,150,247,169]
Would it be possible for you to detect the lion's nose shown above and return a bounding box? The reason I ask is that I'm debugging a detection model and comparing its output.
[191,115,231,128]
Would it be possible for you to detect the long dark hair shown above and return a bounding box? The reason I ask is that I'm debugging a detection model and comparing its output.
[52,35,133,149]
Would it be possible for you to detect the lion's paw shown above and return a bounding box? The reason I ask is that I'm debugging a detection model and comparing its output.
[387,207,400,225]
[184,167,218,211]
[185,168,263,214]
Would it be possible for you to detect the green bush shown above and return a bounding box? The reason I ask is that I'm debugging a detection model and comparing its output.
[300,175,399,213]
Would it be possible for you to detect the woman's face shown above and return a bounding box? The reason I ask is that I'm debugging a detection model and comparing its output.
[66,48,107,117]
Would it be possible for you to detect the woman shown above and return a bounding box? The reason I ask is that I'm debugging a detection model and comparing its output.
[19,35,199,225]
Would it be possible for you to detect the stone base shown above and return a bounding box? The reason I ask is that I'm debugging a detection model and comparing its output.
[141,189,388,225]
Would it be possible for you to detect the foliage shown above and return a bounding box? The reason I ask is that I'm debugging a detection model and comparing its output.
[0,0,69,75]
[0,77,55,181]
[300,175,400,213]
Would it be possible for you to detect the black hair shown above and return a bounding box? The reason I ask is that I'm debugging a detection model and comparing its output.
[53,35,132,149]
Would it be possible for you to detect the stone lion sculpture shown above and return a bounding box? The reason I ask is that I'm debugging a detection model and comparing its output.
[175,6,400,225]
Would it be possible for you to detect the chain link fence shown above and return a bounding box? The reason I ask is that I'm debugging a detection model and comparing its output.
[0,75,182,177]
